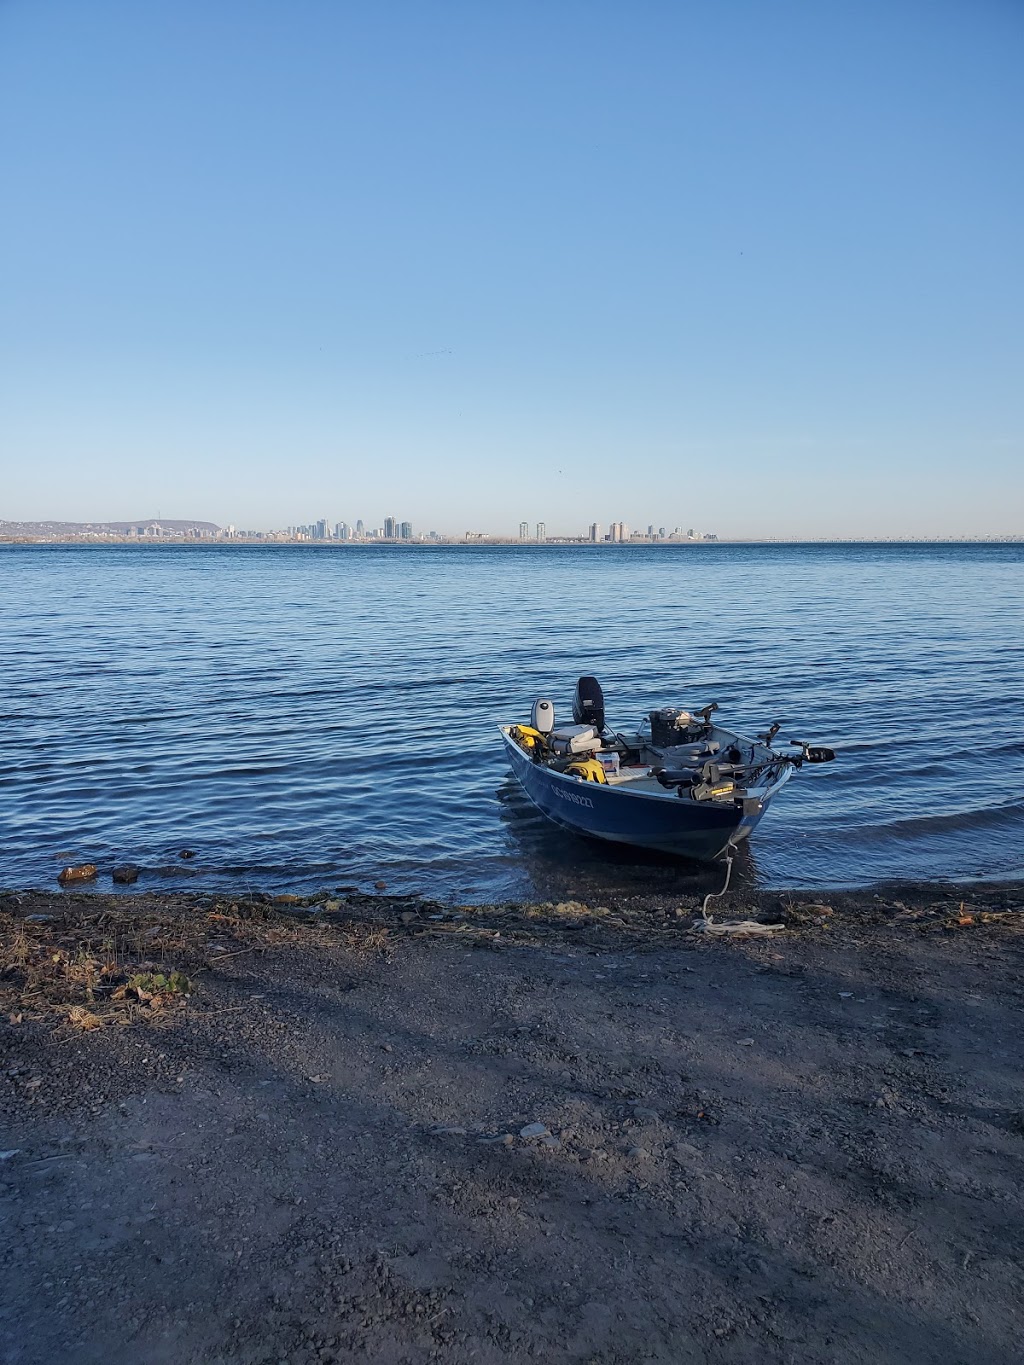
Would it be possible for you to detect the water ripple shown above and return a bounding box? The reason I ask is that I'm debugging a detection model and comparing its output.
[1,542,1022,898]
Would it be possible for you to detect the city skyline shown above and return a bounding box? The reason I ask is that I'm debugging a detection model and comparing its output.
[3,513,1021,547]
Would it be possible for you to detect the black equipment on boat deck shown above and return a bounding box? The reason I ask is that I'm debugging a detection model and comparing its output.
[572,676,605,733]
[649,708,694,747]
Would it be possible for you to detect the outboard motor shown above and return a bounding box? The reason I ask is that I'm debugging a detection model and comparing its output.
[531,699,555,734]
[572,676,605,733]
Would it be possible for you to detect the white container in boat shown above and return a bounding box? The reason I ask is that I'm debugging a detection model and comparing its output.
[596,750,620,777]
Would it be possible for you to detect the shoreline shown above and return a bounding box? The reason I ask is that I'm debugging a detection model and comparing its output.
[3,883,1023,1363]
[2,536,1022,547]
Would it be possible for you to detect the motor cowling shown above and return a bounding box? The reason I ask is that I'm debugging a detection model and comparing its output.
[572,676,605,733]
[531,699,555,733]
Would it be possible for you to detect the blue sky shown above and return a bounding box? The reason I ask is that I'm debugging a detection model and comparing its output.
[1,0,1021,537]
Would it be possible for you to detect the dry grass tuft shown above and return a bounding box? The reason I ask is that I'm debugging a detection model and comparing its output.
[523,900,611,921]
[337,923,392,955]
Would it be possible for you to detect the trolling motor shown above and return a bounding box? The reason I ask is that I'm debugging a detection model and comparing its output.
[786,739,836,767]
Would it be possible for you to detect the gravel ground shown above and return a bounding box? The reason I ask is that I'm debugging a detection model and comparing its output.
[2,882,1023,1364]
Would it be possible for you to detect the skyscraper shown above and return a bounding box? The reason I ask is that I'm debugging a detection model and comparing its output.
[589,523,601,542]
[519,521,529,539]
[384,516,396,539]
[400,521,412,540]
[536,522,546,541]
[355,519,365,538]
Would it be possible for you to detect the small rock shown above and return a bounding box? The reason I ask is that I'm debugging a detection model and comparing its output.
[274,894,303,905]
[737,1038,755,1047]
[375,881,387,890]
[430,1124,466,1136]
[540,1135,561,1149]
[400,911,416,925]
[519,1122,550,1139]
[178,849,196,860]
[380,1043,393,1053]
[631,1106,660,1121]
[57,864,97,886]
[626,1146,646,1159]
[477,1133,514,1146]
[838,992,854,999]
[112,865,140,884]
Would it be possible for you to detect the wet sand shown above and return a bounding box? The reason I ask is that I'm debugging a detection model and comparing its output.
[2,882,1023,1364]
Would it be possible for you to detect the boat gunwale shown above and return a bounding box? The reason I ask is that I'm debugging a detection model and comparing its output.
[497,724,792,806]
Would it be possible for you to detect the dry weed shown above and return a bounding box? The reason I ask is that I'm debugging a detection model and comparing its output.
[337,923,392,955]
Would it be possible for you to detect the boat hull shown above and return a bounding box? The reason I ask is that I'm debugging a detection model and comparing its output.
[501,730,772,861]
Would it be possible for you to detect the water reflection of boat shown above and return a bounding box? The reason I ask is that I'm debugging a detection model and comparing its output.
[500,676,834,863]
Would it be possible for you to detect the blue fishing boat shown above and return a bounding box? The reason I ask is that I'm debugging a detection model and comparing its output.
[500,676,833,861]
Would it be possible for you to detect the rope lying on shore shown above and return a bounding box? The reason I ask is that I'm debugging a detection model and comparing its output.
[692,847,784,936]
[691,918,782,937]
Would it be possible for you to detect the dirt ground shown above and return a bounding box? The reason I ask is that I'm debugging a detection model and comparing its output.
[2,881,1023,1365]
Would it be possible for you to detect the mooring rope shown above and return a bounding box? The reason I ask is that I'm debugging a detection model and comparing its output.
[700,846,735,921]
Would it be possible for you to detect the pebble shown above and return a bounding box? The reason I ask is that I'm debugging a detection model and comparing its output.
[519,1123,549,1139]
[375,881,387,890]
[178,849,196,860]
[631,1106,659,1121]
[112,865,140,884]
[626,1146,647,1159]
[430,1125,466,1136]
[477,1134,514,1146]
[737,1039,755,1047]
[540,1136,561,1149]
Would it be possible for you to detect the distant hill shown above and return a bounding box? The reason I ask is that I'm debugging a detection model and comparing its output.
[0,518,221,535]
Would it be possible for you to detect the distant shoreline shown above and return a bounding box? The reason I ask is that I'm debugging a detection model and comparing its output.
[1,535,1021,547]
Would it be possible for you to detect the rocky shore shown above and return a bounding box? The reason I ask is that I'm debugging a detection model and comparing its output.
[2,881,1023,1364]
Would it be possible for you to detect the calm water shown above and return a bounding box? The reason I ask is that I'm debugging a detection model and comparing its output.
[1,543,1022,901]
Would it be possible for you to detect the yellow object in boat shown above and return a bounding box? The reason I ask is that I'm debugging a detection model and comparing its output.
[510,724,547,756]
[565,757,607,783]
